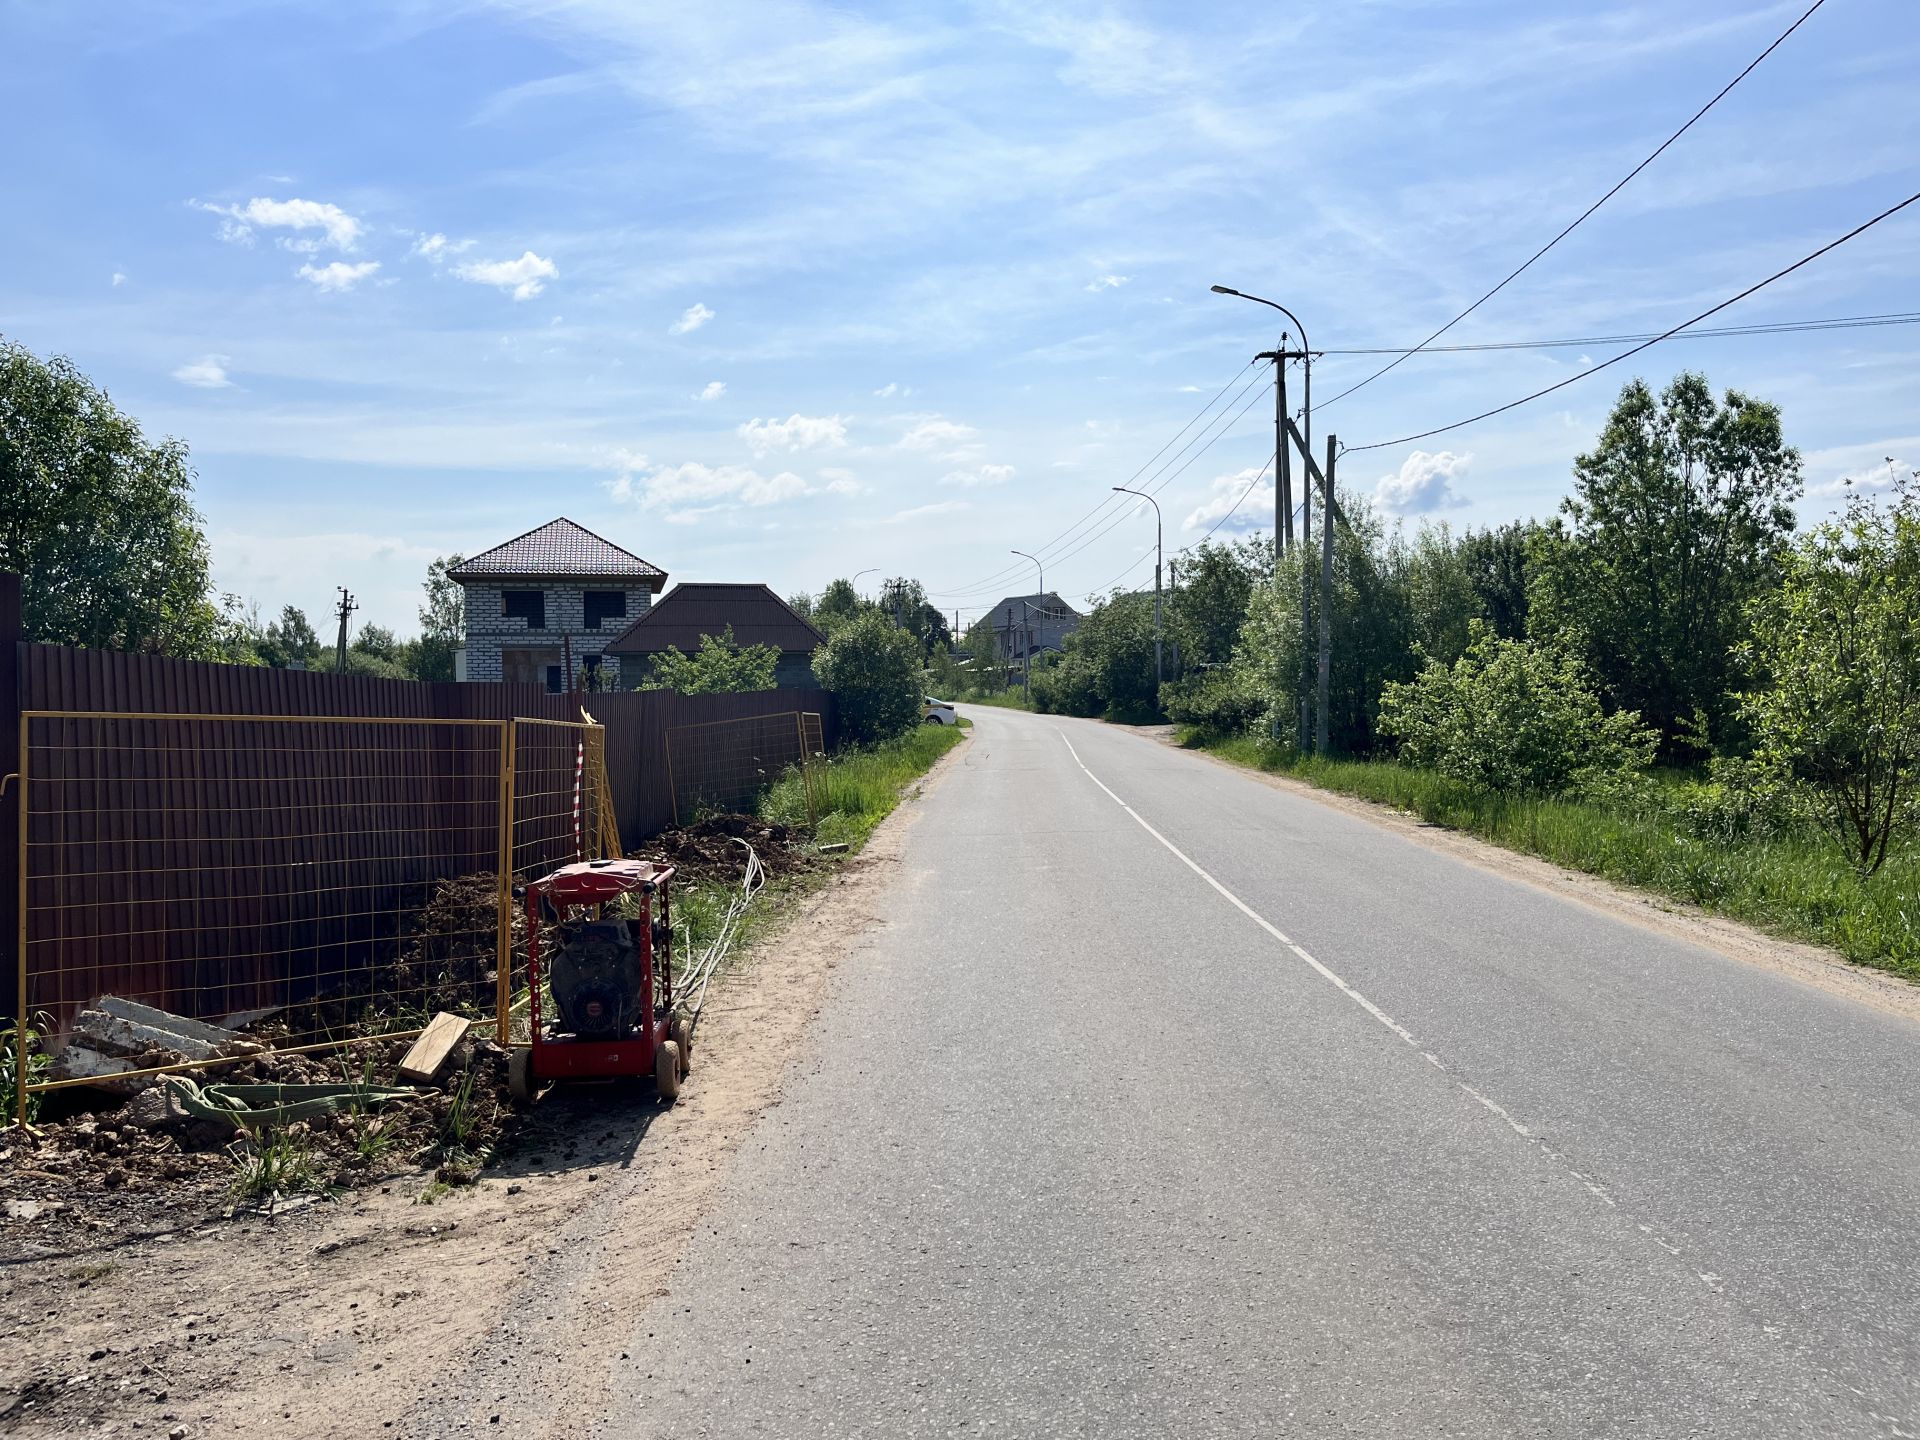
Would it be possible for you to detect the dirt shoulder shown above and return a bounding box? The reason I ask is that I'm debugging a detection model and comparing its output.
[0,742,965,1439]
[1163,734,1920,1027]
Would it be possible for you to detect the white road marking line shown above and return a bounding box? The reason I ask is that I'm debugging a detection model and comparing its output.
[1057,727,1716,1284]
[1057,730,1418,1048]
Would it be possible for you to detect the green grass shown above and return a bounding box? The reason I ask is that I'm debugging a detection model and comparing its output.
[763,722,967,850]
[957,688,1035,711]
[1184,730,1920,981]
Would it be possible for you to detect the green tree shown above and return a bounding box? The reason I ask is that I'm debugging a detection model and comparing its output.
[1170,536,1266,670]
[0,339,221,654]
[811,612,922,743]
[640,627,780,695]
[1379,623,1658,796]
[265,605,320,669]
[1734,483,1920,875]
[1458,521,1537,640]
[1234,494,1415,753]
[1531,373,1802,751]
[412,554,465,682]
[1032,590,1160,720]
[812,578,871,637]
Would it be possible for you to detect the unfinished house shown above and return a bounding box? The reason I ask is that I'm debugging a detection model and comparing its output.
[451,517,668,690]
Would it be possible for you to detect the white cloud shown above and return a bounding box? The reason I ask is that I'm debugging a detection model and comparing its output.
[610,459,810,515]
[298,260,381,293]
[172,355,233,389]
[111,271,127,287]
[698,380,727,401]
[1374,450,1471,514]
[818,467,860,495]
[897,416,978,451]
[941,463,1016,487]
[454,250,558,300]
[1807,449,1914,498]
[197,196,362,250]
[410,232,474,262]
[872,381,903,398]
[1183,466,1275,531]
[876,500,969,526]
[737,413,848,455]
[670,302,714,335]
[1085,273,1130,291]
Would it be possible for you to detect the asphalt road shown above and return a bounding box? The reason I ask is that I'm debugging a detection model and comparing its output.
[598,706,1920,1438]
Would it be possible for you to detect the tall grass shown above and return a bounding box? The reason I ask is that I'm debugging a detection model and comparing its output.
[1189,732,1919,981]
[763,723,966,849]
[959,689,1035,711]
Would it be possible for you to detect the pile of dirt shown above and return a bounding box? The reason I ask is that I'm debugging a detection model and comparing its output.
[0,1035,522,1248]
[641,813,815,884]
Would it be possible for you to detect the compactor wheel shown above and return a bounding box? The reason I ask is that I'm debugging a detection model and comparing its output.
[670,1017,694,1076]
[655,1040,682,1102]
[507,1047,537,1106]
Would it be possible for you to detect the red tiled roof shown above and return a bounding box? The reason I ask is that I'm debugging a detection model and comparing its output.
[448,518,666,582]
[603,583,826,656]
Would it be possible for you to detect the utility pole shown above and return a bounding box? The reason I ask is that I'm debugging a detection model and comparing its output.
[1168,560,1180,676]
[1317,436,1336,755]
[333,587,356,672]
[1111,487,1163,692]
[1020,599,1032,698]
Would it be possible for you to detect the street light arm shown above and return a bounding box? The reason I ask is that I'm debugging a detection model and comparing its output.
[1210,284,1306,353]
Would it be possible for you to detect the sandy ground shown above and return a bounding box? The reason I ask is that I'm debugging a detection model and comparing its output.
[0,750,958,1439]
[1166,732,1920,1025]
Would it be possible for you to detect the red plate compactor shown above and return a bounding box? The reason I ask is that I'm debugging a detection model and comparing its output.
[508,857,692,1104]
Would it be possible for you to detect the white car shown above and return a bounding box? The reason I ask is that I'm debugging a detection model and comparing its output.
[921,696,959,726]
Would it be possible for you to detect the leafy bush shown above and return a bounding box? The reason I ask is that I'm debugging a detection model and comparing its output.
[1030,591,1160,720]
[1378,622,1657,796]
[811,612,922,744]
[1734,483,1920,876]
[1161,666,1264,737]
[641,626,779,694]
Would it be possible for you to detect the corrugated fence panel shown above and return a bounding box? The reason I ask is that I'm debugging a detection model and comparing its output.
[5,627,839,1022]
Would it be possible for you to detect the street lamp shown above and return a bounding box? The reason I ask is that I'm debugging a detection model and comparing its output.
[1211,284,1310,559]
[1010,549,1043,697]
[1214,283,1318,752]
[1111,487,1163,691]
[852,567,877,602]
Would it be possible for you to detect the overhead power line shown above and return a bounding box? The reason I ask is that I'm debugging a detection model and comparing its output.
[1317,310,1920,356]
[927,359,1257,598]
[932,362,1267,599]
[1086,451,1283,596]
[1348,187,1920,454]
[1320,0,1829,411]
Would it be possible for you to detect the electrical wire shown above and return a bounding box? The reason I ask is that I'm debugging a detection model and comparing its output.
[1348,187,1920,454]
[1086,452,1287,596]
[1316,310,1920,356]
[927,359,1258,598]
[1319,0,1829,411]
[932,364,1270,599]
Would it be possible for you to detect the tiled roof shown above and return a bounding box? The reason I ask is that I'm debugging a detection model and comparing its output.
[449,518,666,582]
[603,583,827,656]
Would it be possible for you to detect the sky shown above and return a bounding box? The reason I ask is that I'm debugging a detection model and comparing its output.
[4,0,1918,635]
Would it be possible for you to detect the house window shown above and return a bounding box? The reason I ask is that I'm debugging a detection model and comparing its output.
[583,591,627,630]
[545,664,564,694]
[502,590,545,628]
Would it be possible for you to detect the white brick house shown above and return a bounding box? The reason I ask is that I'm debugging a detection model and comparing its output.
[450,518,667,690]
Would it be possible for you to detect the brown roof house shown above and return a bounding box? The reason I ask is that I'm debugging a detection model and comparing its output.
[604,583,826,690]
[450,518,667,690]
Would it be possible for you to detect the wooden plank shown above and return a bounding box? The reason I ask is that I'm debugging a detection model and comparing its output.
[397,1010,471,1082]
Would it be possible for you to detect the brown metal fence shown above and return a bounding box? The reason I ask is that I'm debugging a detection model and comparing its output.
[663,710,823,826]
[12,710,610,1116]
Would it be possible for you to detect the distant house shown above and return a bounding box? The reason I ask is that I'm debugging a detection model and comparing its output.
[451,517,667,690]
[984,592,1081,664]
[603,582,826,690]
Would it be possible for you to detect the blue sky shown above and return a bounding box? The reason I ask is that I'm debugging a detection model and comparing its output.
[4,0,1917,633]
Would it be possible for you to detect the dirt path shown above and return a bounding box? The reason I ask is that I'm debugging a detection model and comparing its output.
[0,751,957,1439]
